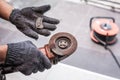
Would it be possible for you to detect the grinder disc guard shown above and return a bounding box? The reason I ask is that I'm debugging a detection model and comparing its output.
[49,32,77,55]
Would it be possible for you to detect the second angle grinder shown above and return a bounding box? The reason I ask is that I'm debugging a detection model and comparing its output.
[0,32,77,74]
[90,17,119,45]
[89,17,120,70]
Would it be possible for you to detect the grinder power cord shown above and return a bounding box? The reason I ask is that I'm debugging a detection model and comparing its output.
[0,32,78,80]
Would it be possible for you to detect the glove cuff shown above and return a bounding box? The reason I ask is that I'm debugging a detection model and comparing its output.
[5,42,24,66]
[9,9,21,24]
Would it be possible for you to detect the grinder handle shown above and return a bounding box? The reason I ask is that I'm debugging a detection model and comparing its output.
[0,46,54,75]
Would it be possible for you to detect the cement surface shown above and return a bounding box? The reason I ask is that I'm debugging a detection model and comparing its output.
[0,0,120,79]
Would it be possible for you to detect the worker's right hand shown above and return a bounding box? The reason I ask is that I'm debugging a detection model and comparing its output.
[5,41,51,75]
[9,5,60,40]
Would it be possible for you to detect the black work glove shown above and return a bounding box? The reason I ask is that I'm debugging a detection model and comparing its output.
[5,41,51,75]
[9,5,60,39]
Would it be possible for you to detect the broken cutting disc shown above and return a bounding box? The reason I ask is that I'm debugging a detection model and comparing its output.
[48,32,77,56]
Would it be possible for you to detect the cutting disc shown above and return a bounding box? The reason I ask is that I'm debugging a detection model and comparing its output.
[48,32,77,56]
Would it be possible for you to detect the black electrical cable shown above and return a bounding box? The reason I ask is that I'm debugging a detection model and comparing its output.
[105,34,120,69]
[94,31,116,43]
[105,46,120,69]
[93,31,120,69]
[0,66,6,80]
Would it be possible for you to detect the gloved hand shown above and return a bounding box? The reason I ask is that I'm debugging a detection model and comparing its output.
[9,5,60,39]
[5,41,51,75]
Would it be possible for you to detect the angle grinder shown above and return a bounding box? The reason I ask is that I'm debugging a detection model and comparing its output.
[90,17,120,70]
[0,32,77,74]
[90,17,119,45]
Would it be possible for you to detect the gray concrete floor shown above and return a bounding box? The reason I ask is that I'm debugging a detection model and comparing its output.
[0,0,120,79]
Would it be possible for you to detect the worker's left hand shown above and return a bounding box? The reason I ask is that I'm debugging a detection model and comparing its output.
[9,5,60,40]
